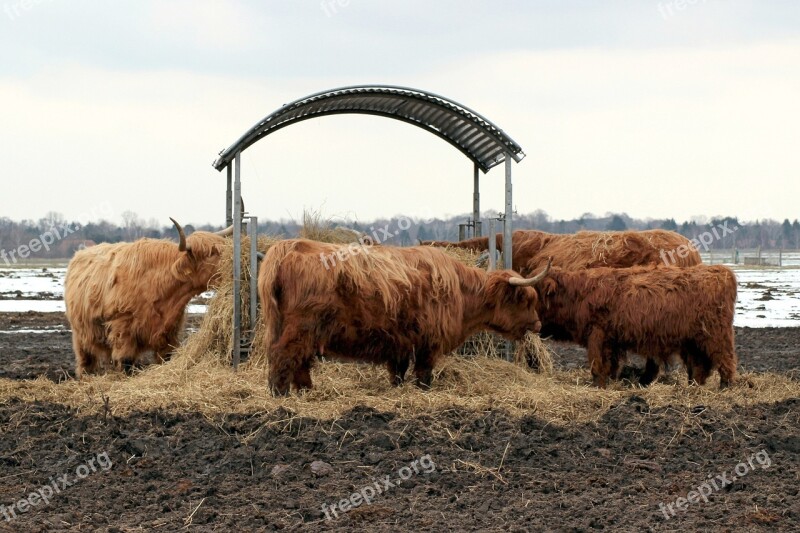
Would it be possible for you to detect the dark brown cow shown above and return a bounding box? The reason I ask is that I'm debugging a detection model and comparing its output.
[258,239,551,395]
[65,219,232,376]
[535,264,738,388]
[424,229,703,380]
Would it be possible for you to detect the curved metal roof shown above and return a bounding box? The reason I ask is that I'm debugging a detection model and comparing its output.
[213,85,525,173]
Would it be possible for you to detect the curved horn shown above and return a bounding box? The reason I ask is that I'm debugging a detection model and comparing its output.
[170,217,188,252]
[508,257,552,287]
[215,225,234,237]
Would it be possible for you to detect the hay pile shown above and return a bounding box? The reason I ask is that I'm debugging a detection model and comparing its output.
[2,356,797,426]
[176,234,280,366]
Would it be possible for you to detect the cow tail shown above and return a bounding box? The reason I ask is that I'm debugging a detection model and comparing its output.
[259,241,291,355]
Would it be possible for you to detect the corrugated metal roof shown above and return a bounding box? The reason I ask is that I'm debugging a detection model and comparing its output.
[212,85,525,173]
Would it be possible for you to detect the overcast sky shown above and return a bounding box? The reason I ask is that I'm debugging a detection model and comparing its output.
[1,0,798,227]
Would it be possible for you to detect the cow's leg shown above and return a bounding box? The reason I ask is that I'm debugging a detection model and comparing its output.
[110,339,139,375]
[638,358,661,387]
[73,338,97,378]
[154,317,184,364]
[269,325,315,396]
[387,357,410,386]
[414,349,434,390]
[681,340,711,385]
[587,328,611,388]
[608,347,625,380]
[700,331,737,389]
[293,359,314,392]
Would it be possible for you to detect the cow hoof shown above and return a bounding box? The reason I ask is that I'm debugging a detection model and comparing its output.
[415,378,432,391]
[269,384,290,397]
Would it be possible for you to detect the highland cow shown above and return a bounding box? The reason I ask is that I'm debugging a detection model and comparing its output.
[258,239,551,395]
[535,264,738,388]
[64,219,232,377]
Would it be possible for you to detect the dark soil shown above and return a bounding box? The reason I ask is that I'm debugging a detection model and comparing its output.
[0,312,798,531]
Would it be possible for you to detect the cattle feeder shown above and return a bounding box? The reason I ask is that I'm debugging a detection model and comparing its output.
[212,85,526,365]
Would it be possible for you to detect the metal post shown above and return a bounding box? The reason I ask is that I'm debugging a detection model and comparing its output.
[232,152,242,369]
[503,155,514,361]
[503,154,513,270]
[473,163,481,237]
[458,224,466,242]
[487,219,497,271]
[249,216,258,334]
[226,164,233,227]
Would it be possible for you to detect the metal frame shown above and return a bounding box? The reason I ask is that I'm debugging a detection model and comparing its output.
[216,86,525,364]
[213,85,525,173]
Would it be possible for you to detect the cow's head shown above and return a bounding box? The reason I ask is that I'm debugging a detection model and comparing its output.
[483,259,552,340]
[169,218,233,290]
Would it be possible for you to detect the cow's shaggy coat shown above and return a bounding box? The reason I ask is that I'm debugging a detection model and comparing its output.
[423,229,702,274]
[65,230,228,376]
[259,239,548,395]
[536,264,738,388]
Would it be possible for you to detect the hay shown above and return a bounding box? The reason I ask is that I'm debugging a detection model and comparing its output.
[1,357,797,427]
[299,210,364,244]
[515,332,555,374]
[174,234,280,367]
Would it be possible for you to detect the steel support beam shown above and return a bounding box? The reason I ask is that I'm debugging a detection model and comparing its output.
[503,154,513,270]
[472,163,481,237]
[487,219,497,271]
[249,216,258,334]
[232,152,242,369]
[226,164,233,227]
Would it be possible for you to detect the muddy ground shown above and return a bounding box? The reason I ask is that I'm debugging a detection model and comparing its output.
[0,312,798,531]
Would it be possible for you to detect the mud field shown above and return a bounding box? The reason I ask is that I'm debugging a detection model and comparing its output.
[0,312,798,531]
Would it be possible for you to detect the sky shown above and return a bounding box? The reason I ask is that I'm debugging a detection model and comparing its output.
[1,0,799,227]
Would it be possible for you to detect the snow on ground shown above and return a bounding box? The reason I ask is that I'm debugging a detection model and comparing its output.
[0,268,65,298]
[1,267,798,328]
[734,268,800,328]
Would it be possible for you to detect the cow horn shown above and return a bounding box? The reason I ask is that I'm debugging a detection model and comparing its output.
[170,217,189,252]
[215,225,235,237]
[508,257,552,287]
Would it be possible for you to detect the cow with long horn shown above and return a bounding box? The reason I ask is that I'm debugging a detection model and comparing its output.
[258,239,550,395]
[65,219,234,377]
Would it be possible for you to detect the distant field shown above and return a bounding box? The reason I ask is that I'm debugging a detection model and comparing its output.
[0,258,69,269]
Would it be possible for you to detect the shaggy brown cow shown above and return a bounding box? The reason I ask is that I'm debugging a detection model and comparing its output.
[258,239,551,395]
[65,219,232,377]
[424,229,703,380]
[535,264,738,389]
[422,229,701,274]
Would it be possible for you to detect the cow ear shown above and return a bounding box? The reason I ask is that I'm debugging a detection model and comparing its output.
[542,278,557,296]
[170,253,195,281]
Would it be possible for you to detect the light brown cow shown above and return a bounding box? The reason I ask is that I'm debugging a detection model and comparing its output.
[64,219,232,377]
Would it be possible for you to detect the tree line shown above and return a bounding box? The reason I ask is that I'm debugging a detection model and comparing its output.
[1,210,798,260]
